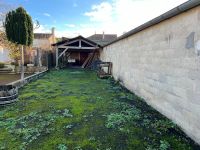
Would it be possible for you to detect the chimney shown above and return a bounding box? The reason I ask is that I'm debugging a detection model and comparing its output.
[103,31,105,40]
[51,27,56,43]
[51,27,55,36]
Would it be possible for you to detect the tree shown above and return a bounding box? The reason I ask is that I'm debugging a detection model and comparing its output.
[4,7,33,80]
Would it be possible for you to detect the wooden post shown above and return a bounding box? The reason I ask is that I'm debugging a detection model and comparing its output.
[38,48,42,67]
[21,45,24,81]
[79,52,80,62]
[56,46,58,68]
[79,40,81,48]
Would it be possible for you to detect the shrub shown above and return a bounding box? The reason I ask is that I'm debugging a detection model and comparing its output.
[11,62,18,66]
[0,62,5,68]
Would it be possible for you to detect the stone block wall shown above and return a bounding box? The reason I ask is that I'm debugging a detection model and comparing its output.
[100,6,200,144]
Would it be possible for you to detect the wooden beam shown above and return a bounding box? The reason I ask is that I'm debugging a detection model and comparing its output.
[67,39,79,45]
[58,48,69,59]
[81,53,93,68]
[56,46,58,68]
[86,52,96,68]
[81,39,97,47]
[79,40,81,48]
[57,39,97,48]
[58,46,99,49]
[58,39,79,47]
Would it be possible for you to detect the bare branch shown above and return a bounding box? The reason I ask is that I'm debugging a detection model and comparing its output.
[34,20,40,30]
[0,1,15,29]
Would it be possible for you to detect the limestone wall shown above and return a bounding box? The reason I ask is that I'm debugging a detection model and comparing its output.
[100,6,200,144]
[33,39,53,50]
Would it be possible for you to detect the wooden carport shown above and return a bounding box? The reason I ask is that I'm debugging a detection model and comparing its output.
[52,36,101,68]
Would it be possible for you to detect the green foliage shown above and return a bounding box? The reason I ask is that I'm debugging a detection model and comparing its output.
[5,7,33,46]
[106,113,127,128]
[73,146,82,150]
[62,109,73,117]
[57,144,68,150]
[0,62,5,68]
[0,108,73,149]
[0,31,21,61]
[145,140,170,150]
[151,119,178,132]
[159,140,170,150]
[106,106,141,129]
[63,124,73,129]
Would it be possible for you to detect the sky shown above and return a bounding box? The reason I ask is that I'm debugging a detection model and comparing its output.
[2,0,188,38]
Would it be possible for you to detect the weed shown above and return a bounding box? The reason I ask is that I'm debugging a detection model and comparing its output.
[57,144,68,150]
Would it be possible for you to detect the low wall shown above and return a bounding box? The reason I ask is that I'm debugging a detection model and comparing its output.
[8,70,48,88]
[15,66,47,74]
[100,6,200,144]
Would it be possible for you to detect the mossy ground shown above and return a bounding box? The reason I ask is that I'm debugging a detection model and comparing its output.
[0,69,199,150]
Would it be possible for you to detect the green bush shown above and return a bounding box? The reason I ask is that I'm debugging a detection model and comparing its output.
[0,62,5,68]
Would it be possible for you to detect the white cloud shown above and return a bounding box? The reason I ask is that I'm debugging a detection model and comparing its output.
[55,0,188,38]
[56,30,80,38]
[81,0,188,36]
[84,2,113,22]
[65,24,76,28]
[34,24,50,33]
[43,13,51,17]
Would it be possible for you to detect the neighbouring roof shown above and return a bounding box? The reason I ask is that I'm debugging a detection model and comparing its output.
[34,33,53,39]
[88,34,117,46]
[104,0,200,47]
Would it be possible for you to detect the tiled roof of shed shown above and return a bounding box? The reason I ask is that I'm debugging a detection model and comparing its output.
[88,34,117,46]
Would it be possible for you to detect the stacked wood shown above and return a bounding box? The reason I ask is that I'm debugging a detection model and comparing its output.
[81,52,96,68]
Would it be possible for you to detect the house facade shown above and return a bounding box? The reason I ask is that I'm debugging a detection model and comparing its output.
[0,28,56,66]
[0,46,10,63]
[30,28,56,67]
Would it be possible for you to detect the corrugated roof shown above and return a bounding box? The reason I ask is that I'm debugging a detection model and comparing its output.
[104,0,200,47]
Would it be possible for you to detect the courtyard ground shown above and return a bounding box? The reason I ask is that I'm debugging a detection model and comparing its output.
[0,69,199,150]
[0,74,33,85]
